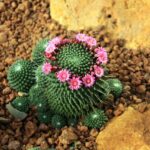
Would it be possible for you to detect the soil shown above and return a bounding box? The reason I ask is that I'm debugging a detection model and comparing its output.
[0,0,149,150]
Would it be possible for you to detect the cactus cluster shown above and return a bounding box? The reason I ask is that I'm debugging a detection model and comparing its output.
[7,34,123,129]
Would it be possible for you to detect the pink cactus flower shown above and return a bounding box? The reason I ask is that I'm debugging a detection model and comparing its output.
[50,37,62,45]
[45,43,56,54]
[86,36,97,47]
[82,74,95,87]
[95,47,108,64]
[45,52,52,59]
[69,77,82,90]
[75,33,88,42]
[94,65,104,77]
[56,69,70,82]
[42,62,52,75]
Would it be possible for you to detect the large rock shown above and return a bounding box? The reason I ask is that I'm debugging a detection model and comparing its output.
[96,105,150,150]
[50,0,150,49]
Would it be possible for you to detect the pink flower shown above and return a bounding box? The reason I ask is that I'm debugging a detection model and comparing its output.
[86,36,97,47]
[69,77,82,90]
[75,33,88,42]
[45,43,56,54]
[94,65,104,77]
[45,52,52,59]
[95,47,108,64]
[42,62,52,75]
[94,47,105,52]
[50,37,62,45]
[56,69,70,82]
[82,74,95,87]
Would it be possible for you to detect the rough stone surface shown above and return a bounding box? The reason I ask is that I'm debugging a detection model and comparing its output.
[96,105,150,150]
[50,0,150,49]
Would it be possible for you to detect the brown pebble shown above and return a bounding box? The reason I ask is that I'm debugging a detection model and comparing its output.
[85,141,93,148]
[136,85,146,94]
[5,57,13,65]
[8,140,21,150]
[90,129,99,137]
[0,2,5,12]
[39,123,49,131]
[0,32,8,43]
[40,140,49,150]
[1,134,9,145]
[25,121,37,138]
[47,138,54,145]
[77,125,88,132]
[137,103,147,113]
[2,87,11,95]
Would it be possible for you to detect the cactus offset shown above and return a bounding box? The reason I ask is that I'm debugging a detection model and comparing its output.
[83,109,108,128]
[7,60,35,92]
[11,96,29,113]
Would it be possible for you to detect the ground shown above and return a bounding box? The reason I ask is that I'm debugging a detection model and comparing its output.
[0,0,150,150]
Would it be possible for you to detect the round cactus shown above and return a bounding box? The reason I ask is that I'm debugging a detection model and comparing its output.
[32,39,49,66]
[107,79,123,97]
[7,60,35,92]
[51,114,66,129]
[68,117,78,126]
[11,96,29,113]
[56,43,94,75]
[37,111,53,124]
[83,109,108,128]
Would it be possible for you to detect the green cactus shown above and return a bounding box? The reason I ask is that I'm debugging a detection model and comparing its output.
[28,147,41,150]
[51,114,66,129]
[68,117,78,126]
[83,109,108,128]
[29,85,50,113]
[7,60,35,92]
[56,43,94,75]
[37,111,53,124]
[29,84,46,105]
[107,79,123,97]
[11,96,29,113]
[35,65,51,89]
[32,39,49,66]
[45,72,110,117]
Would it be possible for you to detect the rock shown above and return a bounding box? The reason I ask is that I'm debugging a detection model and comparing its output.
[0,32,8,43]
[136,85,146,94]
[5,58,13,65]
[58,127,78,145]
[50,0,150,49]
[25,121,37,138]
[8,140,21,150]
[96,105,150,150]
[0,2,5,12]
[2,87,11,95]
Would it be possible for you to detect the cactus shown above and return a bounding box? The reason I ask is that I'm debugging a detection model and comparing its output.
[51,114,67,129]
[7,60,35,92]
[37,111,53,123]
[29,84,48,112]
[46,73,110,117]
[7,34,123,128]
[68,117,78,126]
[107,79,123,97]
[56,43,94,75]
[35,65,50,89]
[11,96,29,113]
[83,109,108,128]
[32,39,49,66]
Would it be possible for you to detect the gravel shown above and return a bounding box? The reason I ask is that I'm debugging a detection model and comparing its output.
[0,0,149,149]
